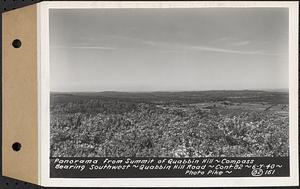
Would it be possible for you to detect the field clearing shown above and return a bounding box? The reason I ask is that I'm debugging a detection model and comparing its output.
[50,90,289,157]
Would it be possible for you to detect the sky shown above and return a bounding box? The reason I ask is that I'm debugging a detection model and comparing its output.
[49,8,289,92]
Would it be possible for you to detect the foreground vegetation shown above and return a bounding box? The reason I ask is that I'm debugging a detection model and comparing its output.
[50,90,289,157]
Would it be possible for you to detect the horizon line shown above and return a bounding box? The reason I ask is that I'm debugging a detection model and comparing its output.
[50,88,289,93]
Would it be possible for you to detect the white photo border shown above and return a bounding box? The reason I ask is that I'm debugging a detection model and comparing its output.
[38,1,299,187]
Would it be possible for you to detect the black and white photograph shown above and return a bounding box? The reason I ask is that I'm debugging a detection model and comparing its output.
[39,1,300,186]
[49,7,289,158]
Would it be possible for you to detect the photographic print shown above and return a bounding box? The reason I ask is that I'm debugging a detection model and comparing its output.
[49,8,289,158]
[37,2,298,186]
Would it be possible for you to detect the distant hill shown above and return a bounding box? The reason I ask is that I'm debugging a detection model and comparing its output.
[50,90,289,105]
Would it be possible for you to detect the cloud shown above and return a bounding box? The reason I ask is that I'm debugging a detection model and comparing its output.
[217,37,235,41]
[231,40,251,46]
[103,34,276,56]
[51,45,116,50]
[215,37,253,47]
[157,44,277,56]
[188,45,267,55]
[127,36,276,56]
[52,34,277,56]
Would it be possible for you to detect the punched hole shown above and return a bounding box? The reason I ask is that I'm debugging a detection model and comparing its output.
[12,142,21,151]
[12,39,22,48]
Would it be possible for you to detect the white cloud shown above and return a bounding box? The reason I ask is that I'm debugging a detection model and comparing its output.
[231,40,251,46]
[215,37,253,47]
[129,36,276,56]
[52,34,277,56]
[188,45,267,55]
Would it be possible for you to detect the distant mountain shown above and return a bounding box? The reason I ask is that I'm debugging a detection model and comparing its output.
[51,89,283,94]
[261,88,289,92]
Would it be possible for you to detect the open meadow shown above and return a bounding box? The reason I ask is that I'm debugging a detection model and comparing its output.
[50,90,289,157]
